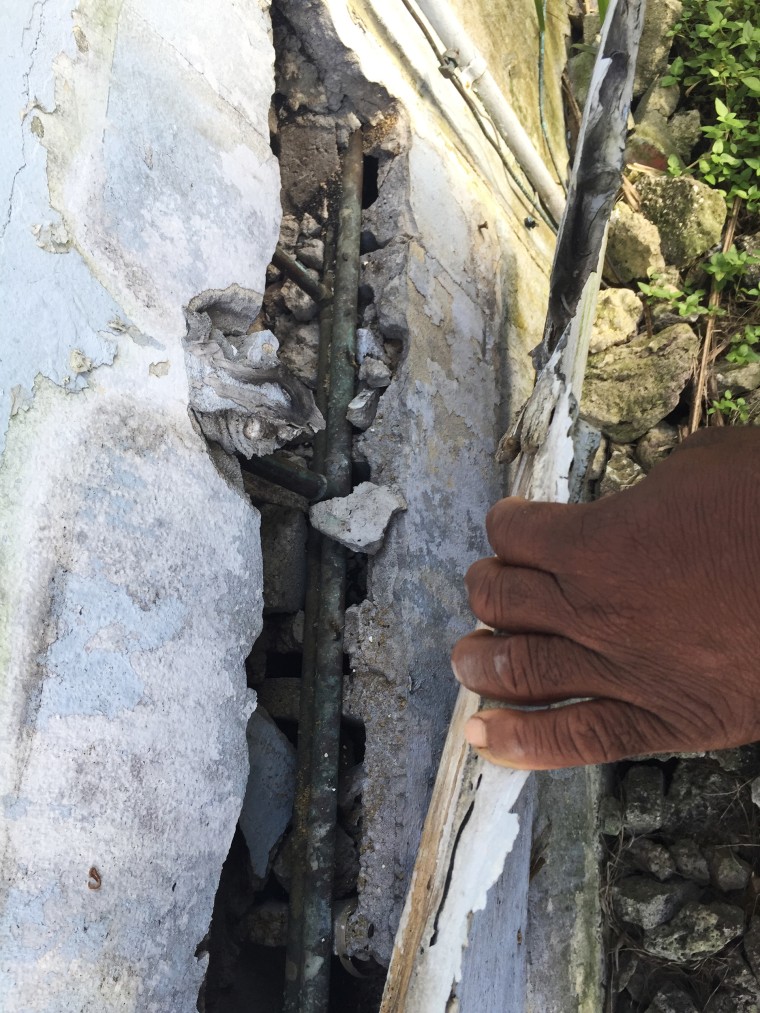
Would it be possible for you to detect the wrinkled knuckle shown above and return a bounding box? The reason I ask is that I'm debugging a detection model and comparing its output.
[502,637,541,698]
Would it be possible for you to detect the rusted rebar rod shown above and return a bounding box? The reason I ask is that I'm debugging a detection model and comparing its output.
[283,129,364,1013]
[273,245,333,306]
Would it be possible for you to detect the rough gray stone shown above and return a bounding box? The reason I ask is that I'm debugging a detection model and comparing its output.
[628,105,701,171]
[300,213,321,237]
[612,876,694,930]
[278,319,320,389]
[644,901,744,962]
[280,214,300,252]
[359,355,392,388]
[638,176,728,267]
[310,482,407,554]
[744,916,760,981]
[669,839,710,886]
[634,0,683,96]
[279,122,339,212]
[347,387,381,429]
[665,760,749,838]
[583,323,699,442]
[623,766,666,833]
[715,361,760,395]
[599,446,646,497]
[282,276,319,322]
[606,203,666,283]
[297,237,324,270]
[356,326,387,364]
[753,776,760,811]
[260,504,307,613]
[590,288,643,354]
[239,709,297,880]
[708,848,752,893]
[636,422,679,472]
[705,990,760,1013]
[645,984,699,1013]
[629,839,676,882]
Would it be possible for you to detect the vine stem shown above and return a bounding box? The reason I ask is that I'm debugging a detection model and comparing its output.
[688,195,742,433]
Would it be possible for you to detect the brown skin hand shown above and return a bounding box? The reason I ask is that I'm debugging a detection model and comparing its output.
[452,427,760,770]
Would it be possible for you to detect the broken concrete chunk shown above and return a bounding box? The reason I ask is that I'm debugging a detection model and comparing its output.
[628,839,676,882]
[358,355,392,389]
[297,237,324,271]
[282,276,319,322]
[279,214,300,252]
[591,288,643,354]
[606,203,665,283]
[643,901,744,962]
[707,848,752,893]
[638,175,727,267]
[634,0,683,96]
[715,360,760,396]
[356,326,386,364]
[347,387,380,430]
[669,839,710,886]
[300,213,321,238]
[310,482,406,555]
[636,422,679,472]
[239,709,297,881]
[278,122,339,212]
[612,875,695,930]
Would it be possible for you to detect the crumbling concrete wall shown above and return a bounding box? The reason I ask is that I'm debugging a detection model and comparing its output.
[0,0,280,1007]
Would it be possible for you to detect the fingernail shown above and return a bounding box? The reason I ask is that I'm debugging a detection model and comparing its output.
[465,717,488,749]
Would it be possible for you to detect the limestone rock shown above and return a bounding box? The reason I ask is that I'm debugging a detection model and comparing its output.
[715,360,760,395]
[599,446,645,497]
[629,839,676,882]
[643,902,744,961]
[612,876,694,930]
[634,0,683,96]
[240,709,297,881]
[636,422,679,472]
[599,794,624,836]
[669,839,710,886]
[359,355,392,389]
[590,288,643,354]
[638,176,728,267]
[583,323,698,442]
[665,759,750,838]
[309,482,407,555]
[282,276,319,322]
[347,388,381,430]
[623,766,666,833]
[297,237,325,271]
[260,505,307,613]
[606,203,666,283]
[645,984,699,1013]
[708,848,752,893]
[628,102,701,171]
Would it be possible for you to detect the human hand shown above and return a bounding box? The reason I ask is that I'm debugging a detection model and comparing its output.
[452,427,760,769]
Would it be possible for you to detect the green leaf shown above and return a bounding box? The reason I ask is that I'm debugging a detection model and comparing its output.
[743,75,760,93]
[715,97,729,117]
[598,0,609,22]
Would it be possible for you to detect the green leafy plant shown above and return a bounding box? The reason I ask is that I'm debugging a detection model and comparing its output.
[708,388,750,422]
[725,324,760,364]
[662,0,760,209]
[703,244,760,291]
[638,278,710,318]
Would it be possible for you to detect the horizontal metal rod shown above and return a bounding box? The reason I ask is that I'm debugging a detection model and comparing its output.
[241,454,328,502]
[273,245,333,306]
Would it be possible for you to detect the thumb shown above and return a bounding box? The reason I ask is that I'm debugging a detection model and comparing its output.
[464,698,673,769]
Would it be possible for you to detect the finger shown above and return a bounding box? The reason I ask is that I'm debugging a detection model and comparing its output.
[464,698,674,770]
[451,629,618,705]
[485,498,589,570]
[465,558,578,635]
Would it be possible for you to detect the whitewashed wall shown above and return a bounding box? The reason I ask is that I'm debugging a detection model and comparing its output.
[0,1,279,1008]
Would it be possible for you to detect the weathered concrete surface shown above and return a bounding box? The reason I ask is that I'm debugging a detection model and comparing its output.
[0,0,278,1007]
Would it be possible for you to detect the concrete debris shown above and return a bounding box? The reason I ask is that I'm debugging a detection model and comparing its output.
[358,355,392,388]
[282,277,319,322]
[612,876,695,930]
[280,214,300,252]
[634,0,683,96]
[606,202,666,283]
[715,360,760,396]
[622,766,666,834]
[599,794,624,836]
[347,387,380,429]
[300,213,322,237]
[665,759,750,838]
[356,326,387,363]
[638,175,727,267]
[645,985,699,1013]
[279,122,339,212]
[592,290,643,357]
[636,422,679,472]
[583,322,699,442]
[239,708,297,881]
[599,446,646,497]
[669,839,710,886]
[278,319,321,389]
[297,237,325,271]
[309,482,406,555]
[643,901,744,962]
[260,504,307,613]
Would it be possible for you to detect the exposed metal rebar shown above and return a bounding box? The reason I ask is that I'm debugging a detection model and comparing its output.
[284,128,363,1013]
[273,245,333,306]
[241,454,328,502]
